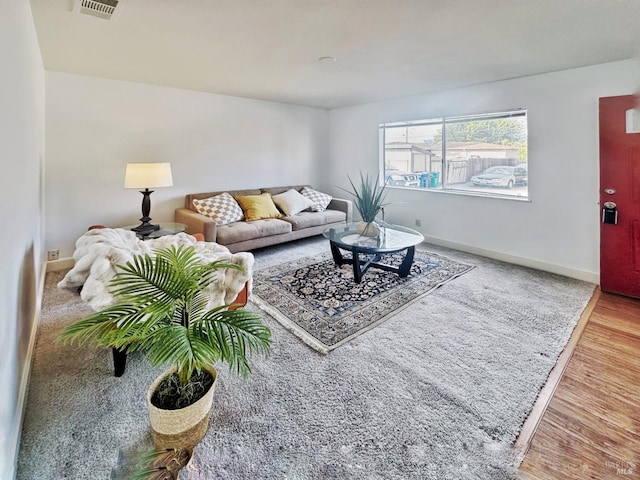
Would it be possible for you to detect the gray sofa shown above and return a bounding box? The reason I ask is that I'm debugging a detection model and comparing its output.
[175,185,352,252]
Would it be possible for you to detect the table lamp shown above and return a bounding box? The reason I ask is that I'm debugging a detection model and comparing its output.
[124,162,173,234]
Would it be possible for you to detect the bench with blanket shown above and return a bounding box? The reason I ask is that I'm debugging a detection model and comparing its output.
[58,228,253,375]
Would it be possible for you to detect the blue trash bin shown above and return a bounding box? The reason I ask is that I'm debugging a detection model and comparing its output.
[419,173,431,188]
[430,172,440,188]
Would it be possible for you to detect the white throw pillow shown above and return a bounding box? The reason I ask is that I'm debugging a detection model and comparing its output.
[272,189,315,216]
[192,192,244,226]
[300,186,332,212]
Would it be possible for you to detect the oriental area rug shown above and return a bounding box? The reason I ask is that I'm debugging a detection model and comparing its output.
[251,251,474,353]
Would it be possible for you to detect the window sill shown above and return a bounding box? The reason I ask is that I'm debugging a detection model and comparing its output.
[387,185,531,202]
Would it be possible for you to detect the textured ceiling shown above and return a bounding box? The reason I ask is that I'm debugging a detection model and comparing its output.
[30,0,640,109]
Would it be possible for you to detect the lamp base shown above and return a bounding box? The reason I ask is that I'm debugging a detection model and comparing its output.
[131,222,161,235]
[131,189,160,235]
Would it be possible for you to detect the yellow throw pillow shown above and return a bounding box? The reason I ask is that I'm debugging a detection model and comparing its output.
[235,193,283,221]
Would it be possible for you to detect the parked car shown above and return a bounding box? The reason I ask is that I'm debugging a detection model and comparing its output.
[470,164,527,189]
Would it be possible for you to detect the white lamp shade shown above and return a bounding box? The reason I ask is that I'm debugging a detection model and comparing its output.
[124,163,173,189]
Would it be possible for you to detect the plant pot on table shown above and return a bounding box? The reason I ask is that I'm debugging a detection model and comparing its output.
[356,221,380,237]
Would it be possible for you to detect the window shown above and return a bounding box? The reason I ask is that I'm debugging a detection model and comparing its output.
[380,110,528,199]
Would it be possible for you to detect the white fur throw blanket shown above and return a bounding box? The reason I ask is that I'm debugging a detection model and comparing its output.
[58,229,253,312]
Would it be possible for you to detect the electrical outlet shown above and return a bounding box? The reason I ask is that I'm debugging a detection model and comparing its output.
[415,219,422,227]
[47,250,59,261]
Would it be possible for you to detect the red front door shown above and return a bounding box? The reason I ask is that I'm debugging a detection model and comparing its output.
[599,95,640,298]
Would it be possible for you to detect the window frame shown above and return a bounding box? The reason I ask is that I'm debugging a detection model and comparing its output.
[379,109,529,201]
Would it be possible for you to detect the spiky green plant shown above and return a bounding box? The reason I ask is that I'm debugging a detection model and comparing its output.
[57,245,271,386]
[339,171,389,223]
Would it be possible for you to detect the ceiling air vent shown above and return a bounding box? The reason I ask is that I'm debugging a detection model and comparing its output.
[77,0,119,20]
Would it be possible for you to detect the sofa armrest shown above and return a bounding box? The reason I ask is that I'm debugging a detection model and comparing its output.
[327,197,353,223]
[175,208,218,242]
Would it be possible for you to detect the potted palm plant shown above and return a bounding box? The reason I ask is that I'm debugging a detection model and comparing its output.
[340,171,389,237]
[58,244,271,452]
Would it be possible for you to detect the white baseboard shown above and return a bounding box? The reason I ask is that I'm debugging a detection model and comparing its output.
[422,235,599,284]
[46,257,74,272]
[8,261,47,479]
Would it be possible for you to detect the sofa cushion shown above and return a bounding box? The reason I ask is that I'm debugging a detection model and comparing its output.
[300,186,332,212]
[186,189,261,209]
[235,193,283,222]
[272,189,315,216]
[282,209,347,230]
[192,192,244,225]
[216,219,292,244]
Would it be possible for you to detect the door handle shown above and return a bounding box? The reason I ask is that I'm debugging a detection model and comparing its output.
[602,201,618,224]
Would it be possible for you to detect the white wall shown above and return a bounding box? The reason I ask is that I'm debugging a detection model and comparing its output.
[327,60,640,281]
[46,61,640,278]
[0,1,45,478]
[45,72,330,257]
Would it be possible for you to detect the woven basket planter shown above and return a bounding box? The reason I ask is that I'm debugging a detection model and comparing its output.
[147,365,218,450]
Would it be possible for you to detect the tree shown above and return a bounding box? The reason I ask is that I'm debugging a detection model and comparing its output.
[434,119,526,145]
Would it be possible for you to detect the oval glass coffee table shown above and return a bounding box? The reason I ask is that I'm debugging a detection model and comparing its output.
[323,222,424,283]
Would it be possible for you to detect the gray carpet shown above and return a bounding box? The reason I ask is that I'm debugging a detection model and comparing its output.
[17,237,595,479]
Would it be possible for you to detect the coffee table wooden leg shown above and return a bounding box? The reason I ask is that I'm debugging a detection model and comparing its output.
[352,250,363,283]
[330,241,344,266]
[398,246,415,277]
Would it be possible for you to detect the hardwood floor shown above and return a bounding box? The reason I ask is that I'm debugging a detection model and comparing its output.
[518,291,640,479]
